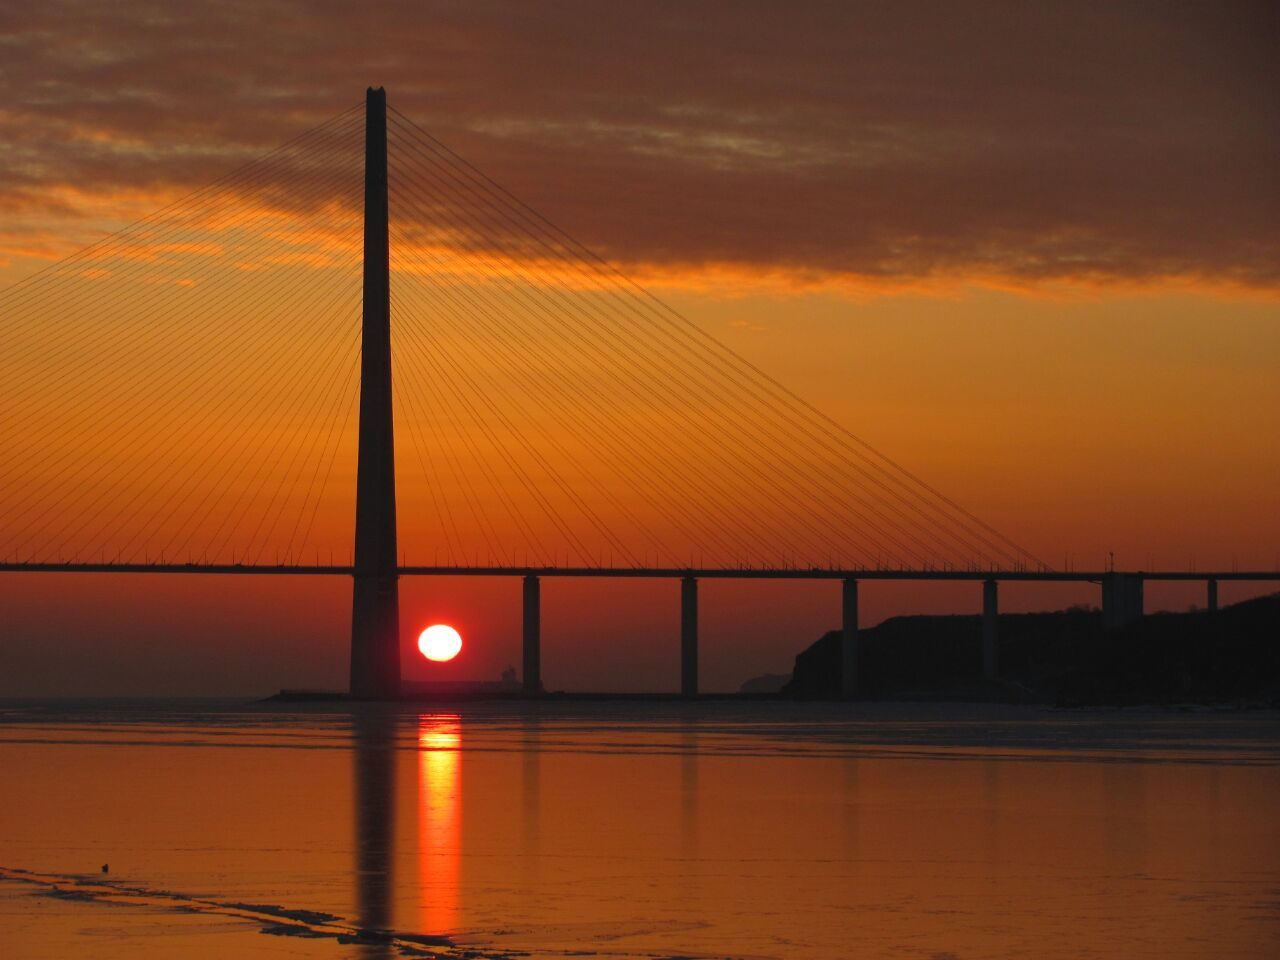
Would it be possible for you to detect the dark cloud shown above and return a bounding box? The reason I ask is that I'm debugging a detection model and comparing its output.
[1,0,1276,287]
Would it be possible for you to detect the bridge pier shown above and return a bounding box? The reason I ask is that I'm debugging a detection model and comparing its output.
[1207,578,1218,613]
[681,576,698,697]
[840,577,858,699]
[982,579,998,680]
[522,574,541,696]
[1101,573,1144,630]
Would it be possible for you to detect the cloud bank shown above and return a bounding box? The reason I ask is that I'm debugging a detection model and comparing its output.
[1,0,1276,291]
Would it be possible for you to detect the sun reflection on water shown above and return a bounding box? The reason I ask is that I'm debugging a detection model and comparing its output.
[417,714,461,934]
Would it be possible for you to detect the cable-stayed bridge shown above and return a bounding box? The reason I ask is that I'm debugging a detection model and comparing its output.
[2,89,1275,698]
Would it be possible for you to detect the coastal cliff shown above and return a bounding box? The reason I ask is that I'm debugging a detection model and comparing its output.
[782,593,1280,705]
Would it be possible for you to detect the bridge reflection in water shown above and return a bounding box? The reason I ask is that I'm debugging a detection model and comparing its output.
[350,711,464,944]
[352,709,396,954]
[334,707,1273,957]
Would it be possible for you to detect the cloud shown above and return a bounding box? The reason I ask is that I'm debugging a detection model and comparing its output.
[1,0,1276,292]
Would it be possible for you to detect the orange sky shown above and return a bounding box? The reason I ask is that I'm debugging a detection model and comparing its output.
[0,2,1277,694]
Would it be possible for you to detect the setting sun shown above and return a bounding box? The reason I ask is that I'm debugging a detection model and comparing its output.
[418,624,463,662]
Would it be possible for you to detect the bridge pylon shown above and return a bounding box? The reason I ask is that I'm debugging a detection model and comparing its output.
[349,87,401,698]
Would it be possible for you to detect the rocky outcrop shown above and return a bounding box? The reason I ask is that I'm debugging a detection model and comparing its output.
[782,594,1280,705]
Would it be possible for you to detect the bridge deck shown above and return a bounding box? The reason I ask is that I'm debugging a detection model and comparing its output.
[1,563,1276,582]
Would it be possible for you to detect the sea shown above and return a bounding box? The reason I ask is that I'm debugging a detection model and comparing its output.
[0,699,1277,958]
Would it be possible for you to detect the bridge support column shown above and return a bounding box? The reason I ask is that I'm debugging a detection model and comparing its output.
[840,578,858,700]
[1207,578,1218,613]
[681,576,698,697]
[349,86,400,699]
[982,579,998,681]
[522,574,541,696]
[1101,573,1144,630]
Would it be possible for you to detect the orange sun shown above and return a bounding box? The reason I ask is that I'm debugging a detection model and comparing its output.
[418,624,463,662]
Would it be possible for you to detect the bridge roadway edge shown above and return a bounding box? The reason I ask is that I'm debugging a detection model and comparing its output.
[2,563,1276,582]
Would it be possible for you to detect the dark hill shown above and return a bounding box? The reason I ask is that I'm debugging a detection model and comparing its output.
[782,593,1280,705]
[1057,593,1280,705]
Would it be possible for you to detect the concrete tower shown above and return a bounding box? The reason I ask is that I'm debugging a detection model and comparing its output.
[349,87,401,698]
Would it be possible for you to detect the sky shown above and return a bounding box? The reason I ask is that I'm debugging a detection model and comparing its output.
[1,1,1277,695]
